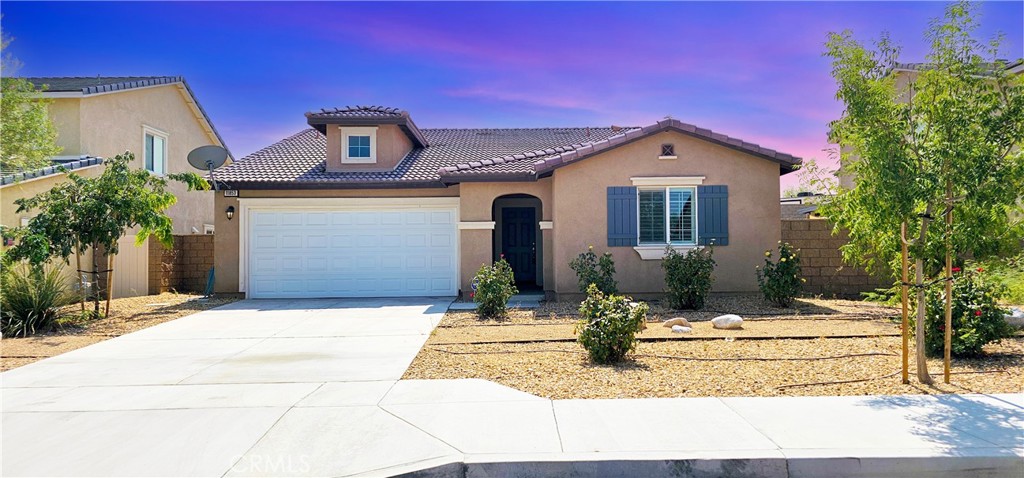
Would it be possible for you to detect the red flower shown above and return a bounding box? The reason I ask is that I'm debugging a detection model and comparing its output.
[951,267,961,273]
[977,267,984,272]
[939,325,945,331]
[975,310,982,316]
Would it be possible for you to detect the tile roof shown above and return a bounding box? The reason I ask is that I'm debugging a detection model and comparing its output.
[20,76,233,160]
[214,126,630,188]
[440,118,801,180]
[306,105,406,120]
[1,156,104,186]
[23,76,185,95]
[215,118,802,188]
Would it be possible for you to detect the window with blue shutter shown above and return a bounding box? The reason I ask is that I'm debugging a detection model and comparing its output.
[697,185,729,246]
[607,186,638,246]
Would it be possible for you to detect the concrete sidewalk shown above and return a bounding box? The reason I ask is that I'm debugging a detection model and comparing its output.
[2,298,1021,477]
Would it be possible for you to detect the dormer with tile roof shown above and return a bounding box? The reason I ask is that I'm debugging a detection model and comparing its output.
[306,106,427,173]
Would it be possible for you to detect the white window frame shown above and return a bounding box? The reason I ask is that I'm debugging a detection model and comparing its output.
[341,126,378,164]
[637,186,698,246]
[142,125,169,176]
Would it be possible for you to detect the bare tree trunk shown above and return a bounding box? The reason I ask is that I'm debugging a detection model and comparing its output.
[915,205,934,385]
[75,242,85,313]
[943,181,953,384]
[91,241,100,317]
[900,222,910,384]
[105,253,115,317]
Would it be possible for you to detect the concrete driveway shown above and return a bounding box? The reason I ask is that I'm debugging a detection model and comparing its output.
[1,298,457,477]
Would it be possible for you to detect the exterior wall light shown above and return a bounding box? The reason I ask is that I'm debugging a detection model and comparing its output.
[226,206,235,221]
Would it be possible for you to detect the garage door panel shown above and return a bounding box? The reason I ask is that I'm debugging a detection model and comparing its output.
[248,207,458,298]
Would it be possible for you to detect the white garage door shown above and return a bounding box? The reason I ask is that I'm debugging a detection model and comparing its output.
[247,207,458,298]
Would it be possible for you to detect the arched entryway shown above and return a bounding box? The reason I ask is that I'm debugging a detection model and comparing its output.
[492,194,543,290]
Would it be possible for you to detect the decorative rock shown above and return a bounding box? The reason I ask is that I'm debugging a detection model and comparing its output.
[1006,308,1024,328]
[662,317,692,328]
[711,314,744,330]
[671,325,692,334]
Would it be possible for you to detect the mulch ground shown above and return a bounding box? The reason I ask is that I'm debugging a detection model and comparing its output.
[404,296,1024,398]
[1,293,239,371]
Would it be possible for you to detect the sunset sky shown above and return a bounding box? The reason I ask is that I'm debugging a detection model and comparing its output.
[5,1,1022,190]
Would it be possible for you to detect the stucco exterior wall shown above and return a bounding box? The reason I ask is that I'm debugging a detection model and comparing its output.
[551,130,782,294]
[77,84,221,234]
[457,180,554,293]
[325,125,413,172]
[212,186,460,293]
[47,98,80,156]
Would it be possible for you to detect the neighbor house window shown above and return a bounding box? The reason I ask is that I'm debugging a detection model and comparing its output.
[341,127,377,163]
[143,126,168,175]
[638,187,696,245]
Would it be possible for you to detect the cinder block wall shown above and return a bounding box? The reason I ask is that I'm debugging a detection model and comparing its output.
[148,234,215,294]
[781,219,890,297]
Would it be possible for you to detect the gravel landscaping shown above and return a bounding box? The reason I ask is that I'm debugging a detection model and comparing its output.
[404,295,1023,398]
[1,293,239,371]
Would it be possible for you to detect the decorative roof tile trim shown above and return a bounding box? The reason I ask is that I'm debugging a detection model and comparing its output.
[1,157,104,186]
[440,118,801,180]
[305,105,428,148]
[82,76,182,95]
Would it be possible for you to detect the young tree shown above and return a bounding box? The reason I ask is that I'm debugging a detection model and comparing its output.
[4,152,208,316]
[0,24,62,173]
[820,2,1024,383]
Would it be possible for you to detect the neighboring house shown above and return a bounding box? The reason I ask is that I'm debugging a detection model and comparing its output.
[837,60,1024,189]
[1,76,230,297]
[212,106,800,299]
[780,193,823,219]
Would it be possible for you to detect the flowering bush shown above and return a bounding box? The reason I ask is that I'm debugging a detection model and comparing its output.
[662,245,715,310]
[569,245,617,294]
[756,242,803,307]
[574,284,649,364]
[923,268,1014,358]
[473,257,518,319]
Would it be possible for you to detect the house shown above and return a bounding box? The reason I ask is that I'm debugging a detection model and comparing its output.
[211,106,800,299]
[0,76,230,297]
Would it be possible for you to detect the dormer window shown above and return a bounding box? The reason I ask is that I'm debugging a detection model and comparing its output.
[341,126,377,163]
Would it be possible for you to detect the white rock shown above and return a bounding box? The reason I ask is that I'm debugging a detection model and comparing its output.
[1006,308,1024,328]
[671,325,692,334]
[663,317,692,328]
[711,314,744,330]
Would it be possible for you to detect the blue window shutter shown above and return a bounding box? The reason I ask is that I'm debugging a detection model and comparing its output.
[697,185,729,246]
[607,186,638,247]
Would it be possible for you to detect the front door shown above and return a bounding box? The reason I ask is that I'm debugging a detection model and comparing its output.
[500,207,536,284]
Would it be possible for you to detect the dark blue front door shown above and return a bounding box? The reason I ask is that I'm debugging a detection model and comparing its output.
[501,207,536,284]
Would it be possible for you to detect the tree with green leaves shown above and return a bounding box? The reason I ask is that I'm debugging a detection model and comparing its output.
[3,152,209,316]
[0,24,62,173]
[816,2,1024,383]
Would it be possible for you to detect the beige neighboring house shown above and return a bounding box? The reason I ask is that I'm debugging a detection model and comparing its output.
[837,60,1024,189]
[1,76,231,297]
[211,106,800,299]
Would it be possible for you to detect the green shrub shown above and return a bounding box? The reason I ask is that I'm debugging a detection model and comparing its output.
[569,245,617,294]
[1,263,75,337]
[472,258,518,319]
[756,242,803,307]
[923,269,1014,358]
[574,284,649,364]
[662,245,715,310]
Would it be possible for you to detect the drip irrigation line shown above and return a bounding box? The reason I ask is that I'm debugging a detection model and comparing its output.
[428,333,901,346]
[428,346,897,362]
[634,352,897,362]
[776,371,903,389]
[775,368,1009,390]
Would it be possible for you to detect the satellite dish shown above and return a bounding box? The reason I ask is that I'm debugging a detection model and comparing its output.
[187,145,229,191]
